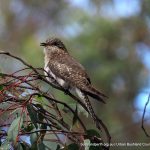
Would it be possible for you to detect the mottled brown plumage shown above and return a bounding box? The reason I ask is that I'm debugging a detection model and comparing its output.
[41,38,108,130]
[41,38,107,103]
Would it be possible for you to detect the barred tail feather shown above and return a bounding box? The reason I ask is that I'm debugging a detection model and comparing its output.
[75,88,102,130]
[84,95,101,130]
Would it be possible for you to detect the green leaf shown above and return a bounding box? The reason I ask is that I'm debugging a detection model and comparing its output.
[67,143,79,150]
[7,117,23,142]
[40,124,47,141]
[37,95,43,100]
[77,104,88,118]
[16,143,24,150]
[72,105,78,126]
[84,139,90,150]
[27,104,38,128]
[61,144,67,150]
[43,134,59,149]
[19,142,30,150]
[30,142,38,150]
[35,95,44,103]
[40,124,47,130]
[0,140,11,149]
[0,73,5,78]
[56,145,61,150]
[23,123,34,132]
[38,142,46,150]
[35,104,45,122]
[30,131,38,145]
[86,129,100,139]
[86,130,103,150]
[61,143,79,150]
[0,85,4,91]
[89,145,103,150]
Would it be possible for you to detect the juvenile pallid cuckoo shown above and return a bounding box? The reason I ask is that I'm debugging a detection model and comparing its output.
[40,38,108,129]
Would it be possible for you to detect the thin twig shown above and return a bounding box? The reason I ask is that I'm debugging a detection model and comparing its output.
[0,51,110,149]
[142,93,150,137]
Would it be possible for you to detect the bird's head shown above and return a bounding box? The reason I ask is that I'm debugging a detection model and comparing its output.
[40,38,67,51]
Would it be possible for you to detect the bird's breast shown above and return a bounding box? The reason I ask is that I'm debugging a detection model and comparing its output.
[44,65,69,89]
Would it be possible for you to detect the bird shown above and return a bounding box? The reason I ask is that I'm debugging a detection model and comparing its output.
[40,37,107,129]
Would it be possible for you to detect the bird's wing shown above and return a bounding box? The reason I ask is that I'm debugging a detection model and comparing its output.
[47,52,107,103]
[47,53,91,88]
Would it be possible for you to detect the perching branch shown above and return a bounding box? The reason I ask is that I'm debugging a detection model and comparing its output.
[0,51,110,150]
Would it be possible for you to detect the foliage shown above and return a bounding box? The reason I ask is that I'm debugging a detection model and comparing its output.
[0,0,150,149]
[0,52,109,150]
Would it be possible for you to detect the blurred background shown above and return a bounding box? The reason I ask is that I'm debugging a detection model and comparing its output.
[0,0,150,149]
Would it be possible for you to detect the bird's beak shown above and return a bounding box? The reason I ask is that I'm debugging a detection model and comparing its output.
[40,42,47,46]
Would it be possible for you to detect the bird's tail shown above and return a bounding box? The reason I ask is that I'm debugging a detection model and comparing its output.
[82,85,108,103]
[83,95,101,130]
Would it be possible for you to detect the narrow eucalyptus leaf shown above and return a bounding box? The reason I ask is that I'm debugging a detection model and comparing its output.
[27,104,38,128]
[8,117,23,142]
